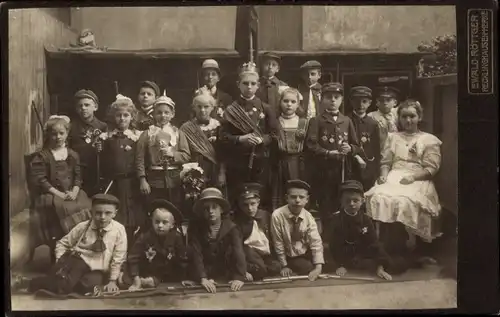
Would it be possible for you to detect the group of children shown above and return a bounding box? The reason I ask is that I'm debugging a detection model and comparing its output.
[21,51,443,295]
[25,178,396,295]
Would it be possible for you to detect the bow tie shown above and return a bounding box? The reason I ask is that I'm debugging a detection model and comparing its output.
[262,77,276,87]
[197,118,210,125]
[90,228,106,252]
[310,83,321,92]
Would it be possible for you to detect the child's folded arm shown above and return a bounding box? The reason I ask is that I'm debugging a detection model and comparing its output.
[109,226,128,281]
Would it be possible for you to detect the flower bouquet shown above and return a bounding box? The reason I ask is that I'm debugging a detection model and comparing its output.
[180,163,206,200]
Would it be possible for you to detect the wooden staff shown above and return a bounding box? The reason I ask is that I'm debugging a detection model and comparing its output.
[263,274,376,283]
[88,279,294,297]
[31,100,45,139]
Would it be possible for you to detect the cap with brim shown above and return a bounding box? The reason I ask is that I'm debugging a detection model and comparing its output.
[300,60,322,70]
[193,188,230,216]
[322,82,344,94]
[91,193,120,207]
[261,52,281,63]
[375,86,400,99]
[140,81,161,97]
[74,89,99,104]
[339,180,365,195]
[149,199,184,224]
[201,59,221,74]
[238,183,263,200]
[350,86,372,98]
[286,179,311,192]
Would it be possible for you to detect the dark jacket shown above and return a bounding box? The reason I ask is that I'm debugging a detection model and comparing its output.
[328,209,390,270]
[349,113,381,189]
[188,216,247,281]
[256,76,287,115]
[219,96,279,165]
[298,82,322,118]
[127,229,188,281]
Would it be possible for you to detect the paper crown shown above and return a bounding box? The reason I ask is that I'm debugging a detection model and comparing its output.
[115,94,133,103]
[239,61,258,76]
[154,90,176,110]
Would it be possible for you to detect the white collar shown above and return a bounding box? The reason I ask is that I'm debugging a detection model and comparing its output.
[240,95,256,101]
[99,129,142,142]
[198,118,220,131]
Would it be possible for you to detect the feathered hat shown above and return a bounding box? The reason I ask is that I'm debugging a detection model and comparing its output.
[153,90,176,111]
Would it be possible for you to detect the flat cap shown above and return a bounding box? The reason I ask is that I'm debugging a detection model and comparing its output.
[74,89,99,104]
[350,86,372,98]
[149,199,183,223]
[339,180,364,194]
[238,183,263,200]
[201,59,221,72]
[286,179,311,192]
[261,51,281,62]
[375,86,400,99]
[300,60,322,70]
[140,80,161,97]
[91,193,120,207]
[322,82,344,94]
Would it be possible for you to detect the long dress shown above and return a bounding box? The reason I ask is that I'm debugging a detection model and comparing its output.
[271,115,310,210]
[100,129,143,241]
[365,131,442,243]
[29,147,92,248]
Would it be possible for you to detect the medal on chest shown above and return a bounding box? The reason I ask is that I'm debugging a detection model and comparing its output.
[145,246,157,263]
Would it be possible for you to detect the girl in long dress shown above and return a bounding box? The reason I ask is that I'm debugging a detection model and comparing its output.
[29,115,92,255]
[270,87,310,211]
[365,99,442,263]
[98,94,143,246]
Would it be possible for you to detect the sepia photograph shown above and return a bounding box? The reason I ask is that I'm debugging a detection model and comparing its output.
[6,3,462,311]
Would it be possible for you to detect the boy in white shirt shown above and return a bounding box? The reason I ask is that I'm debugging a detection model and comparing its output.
[270,180,324,281]
[28,194,127,295]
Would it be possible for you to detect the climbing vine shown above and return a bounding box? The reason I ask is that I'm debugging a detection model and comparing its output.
[417,34,457,77]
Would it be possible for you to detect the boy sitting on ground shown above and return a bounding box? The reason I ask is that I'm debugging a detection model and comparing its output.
[27,194,127,295]
[118,199,189,290]
[328,180,393,280]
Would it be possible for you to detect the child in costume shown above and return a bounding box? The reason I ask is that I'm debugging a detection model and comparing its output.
[68,89,107,196]
[305,82,360,222]
[348,86,381,192]
[119,199,189,290]
[328,180,394,280]
[136,91,191,217]
[270,87,310,211]
[219,61,279,208]
[256,52,288,114]
[98,94,143,246]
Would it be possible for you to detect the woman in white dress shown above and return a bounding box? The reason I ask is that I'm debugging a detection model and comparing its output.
[365,99,442,263]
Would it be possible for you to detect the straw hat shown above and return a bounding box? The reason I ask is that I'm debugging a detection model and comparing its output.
[192,187,230,216]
